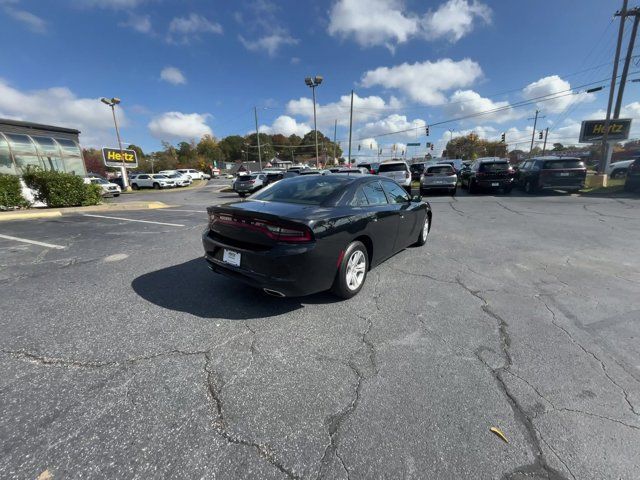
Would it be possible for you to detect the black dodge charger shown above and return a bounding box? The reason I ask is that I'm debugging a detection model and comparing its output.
[202,175,432,298]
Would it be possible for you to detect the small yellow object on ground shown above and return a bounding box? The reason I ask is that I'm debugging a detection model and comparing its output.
[490,427,508,443]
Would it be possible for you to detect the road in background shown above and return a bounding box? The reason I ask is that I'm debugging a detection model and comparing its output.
[1,187,639,479]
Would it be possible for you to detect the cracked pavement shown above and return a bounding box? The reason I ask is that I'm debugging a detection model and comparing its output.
[1,187,639,479]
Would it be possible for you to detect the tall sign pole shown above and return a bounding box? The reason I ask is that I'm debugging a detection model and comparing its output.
[600,0,628,174]
[347,90,354,164]
[254,107,262,171]
[529,110,539,154]
[542,127,549,155]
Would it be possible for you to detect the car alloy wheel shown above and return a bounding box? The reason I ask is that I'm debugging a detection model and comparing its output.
[346,250,366,291]
[332,240,368,299]
[415,215,429,246]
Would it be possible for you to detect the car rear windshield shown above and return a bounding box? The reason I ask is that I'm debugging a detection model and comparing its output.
[479,162,509,172]
[410,164,425,172]
[543,160,584,169]
[428,166,455,174]
[378,163,407,172]
[251,176,349,205]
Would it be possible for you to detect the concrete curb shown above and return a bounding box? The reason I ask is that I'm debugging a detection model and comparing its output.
[0,201,171,222]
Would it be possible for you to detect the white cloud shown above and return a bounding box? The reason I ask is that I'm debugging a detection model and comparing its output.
[357,113,426,139]
[239,29,298,56]
[148,112,212,140]
[80,0,148,8]
[118,13,152,34]
[0,78,125,146]
[358,138,379,151]
[522,75,594,114]
[361,58,483,105]
[327,0,491,50]
[422,0,491,42]
[3,6,46,33]
[328,0,419,51]
[444,90,524,124]
[160,66,186,85]
[168,13,222,43]
[286,93,401,128]
[259,115,311,137]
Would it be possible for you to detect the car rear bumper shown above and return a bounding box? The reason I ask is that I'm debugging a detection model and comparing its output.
[475,178,513,188]
[538,181,584,190]
[202,230,335,297]
[421,181,457,189]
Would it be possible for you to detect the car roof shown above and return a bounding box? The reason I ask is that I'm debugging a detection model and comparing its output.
[380,160,407,165]
[475,157,508,162]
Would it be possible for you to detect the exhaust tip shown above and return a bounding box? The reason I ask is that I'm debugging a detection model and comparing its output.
[263,288,286,298]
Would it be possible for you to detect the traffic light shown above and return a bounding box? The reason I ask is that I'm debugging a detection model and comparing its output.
[378,148,382,155]
[430,144,434,151]
[426,142,431,148]
[500,132,506,143]
[425,125,430,136]
[539,130,544,140]
[369,143,373,150]
[358,144,361,151]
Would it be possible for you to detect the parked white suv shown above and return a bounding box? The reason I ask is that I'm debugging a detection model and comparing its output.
[86,177,121,197]
[130,174,176,190]
[378,161,412,192]
[605,159,635,179]
[159,170,192,187]
[177,169,207,180]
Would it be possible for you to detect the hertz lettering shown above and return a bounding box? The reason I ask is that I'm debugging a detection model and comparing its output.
[579,119,631,143]
[591,124,624,134]
[106,151,135,162]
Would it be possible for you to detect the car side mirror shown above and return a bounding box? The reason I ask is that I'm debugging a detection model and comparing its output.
[411,194,422,202]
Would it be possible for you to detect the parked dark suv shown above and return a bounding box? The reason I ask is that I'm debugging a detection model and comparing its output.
[515,157,586,193]
[624,158,640,193]
[460,157,514,194]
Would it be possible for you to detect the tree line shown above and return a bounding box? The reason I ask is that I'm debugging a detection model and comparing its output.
[83,131,343,174]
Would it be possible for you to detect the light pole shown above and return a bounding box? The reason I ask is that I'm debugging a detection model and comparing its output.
[305,75,323,168]
[100,97,130,191]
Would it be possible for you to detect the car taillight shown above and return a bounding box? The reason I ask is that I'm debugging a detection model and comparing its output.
[370,169,375,174]
[248,180,255,184]
[210,214,312,243]
[630,162,640,172]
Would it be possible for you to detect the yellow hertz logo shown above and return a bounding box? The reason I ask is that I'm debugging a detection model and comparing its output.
[591,123,625,134]
[106,150,135,162]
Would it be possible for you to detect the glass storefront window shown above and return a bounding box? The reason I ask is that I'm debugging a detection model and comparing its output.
[33,136,65,172]
[55,138,86,176]
[0,134,16,175]
[5,134,42,172]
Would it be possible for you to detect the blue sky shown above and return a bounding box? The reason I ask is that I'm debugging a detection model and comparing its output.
[0,0,638,159]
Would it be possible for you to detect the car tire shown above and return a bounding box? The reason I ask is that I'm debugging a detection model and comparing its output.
[114,194,120,197]
[468,179,477,194]
[420,188,427,196]
[610,169,626,179]
[238,193,246,198]
[414,214,430,247]
[503,186,512,194]
[525,180,536,194]
[153,183,160,190]
[451,186,457,196]
[331,241,368,299]
[131,183,139,190]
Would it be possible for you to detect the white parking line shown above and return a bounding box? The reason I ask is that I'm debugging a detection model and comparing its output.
[82,214,185,227]
[0,234,66,250]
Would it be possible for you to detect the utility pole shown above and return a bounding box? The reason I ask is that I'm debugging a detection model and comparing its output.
[254,107,262,171]
[615,7,640,117]
[347,89,354,165]
[542,127,549,155]
[528,110,544,154]
[601,0,628,174]
[332,119,337,165]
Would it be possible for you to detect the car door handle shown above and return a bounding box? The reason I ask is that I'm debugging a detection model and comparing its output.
[399,214,404,219]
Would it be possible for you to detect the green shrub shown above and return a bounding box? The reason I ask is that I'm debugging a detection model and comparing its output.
[22,168,102,208]
[0,173,28,209]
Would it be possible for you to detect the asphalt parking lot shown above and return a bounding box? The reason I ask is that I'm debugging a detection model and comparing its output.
[1,185,639,479]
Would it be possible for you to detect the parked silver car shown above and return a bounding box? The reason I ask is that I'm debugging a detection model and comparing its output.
[130,174,176,190]
[377,161,411,192]
[420,164,458,196]
[233,173,267,197]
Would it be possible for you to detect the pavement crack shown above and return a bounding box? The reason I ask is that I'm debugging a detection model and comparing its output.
[538,298,640,417]
[448,202,466,216]
[389,266,458,285]
[317,314,376,479]
[203,351,299,479]
[495,201,525,216]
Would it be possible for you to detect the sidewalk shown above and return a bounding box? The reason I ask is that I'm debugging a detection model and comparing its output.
[0,201,171,222]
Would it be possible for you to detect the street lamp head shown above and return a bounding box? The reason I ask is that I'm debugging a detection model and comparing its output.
[111,97,121,105]
[304,77,313,86]
[314,75,323,85]
[100,97,111,105]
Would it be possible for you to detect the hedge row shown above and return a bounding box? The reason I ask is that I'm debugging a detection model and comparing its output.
[0,174,28,210]
[22,168,102,208]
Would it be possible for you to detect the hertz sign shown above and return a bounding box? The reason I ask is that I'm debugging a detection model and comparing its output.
[579,119,632,143]
[102,147,138,168]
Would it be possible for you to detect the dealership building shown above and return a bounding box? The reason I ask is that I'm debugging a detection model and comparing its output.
[0,118,86,177]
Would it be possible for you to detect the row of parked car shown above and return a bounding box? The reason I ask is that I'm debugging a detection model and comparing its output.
[85,168,212,196]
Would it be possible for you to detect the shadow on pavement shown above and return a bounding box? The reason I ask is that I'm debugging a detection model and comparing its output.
[131,258,339,320]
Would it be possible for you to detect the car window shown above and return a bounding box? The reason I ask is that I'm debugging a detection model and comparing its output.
[350,187,369,207]
[479,162,509,172]
[428,166,455,175]
[251,175,349,205]
[378,163,407,172]
[138,175,149,179]
[543,160,585,169]
[362,181,388,205]
[381,181,410,204]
